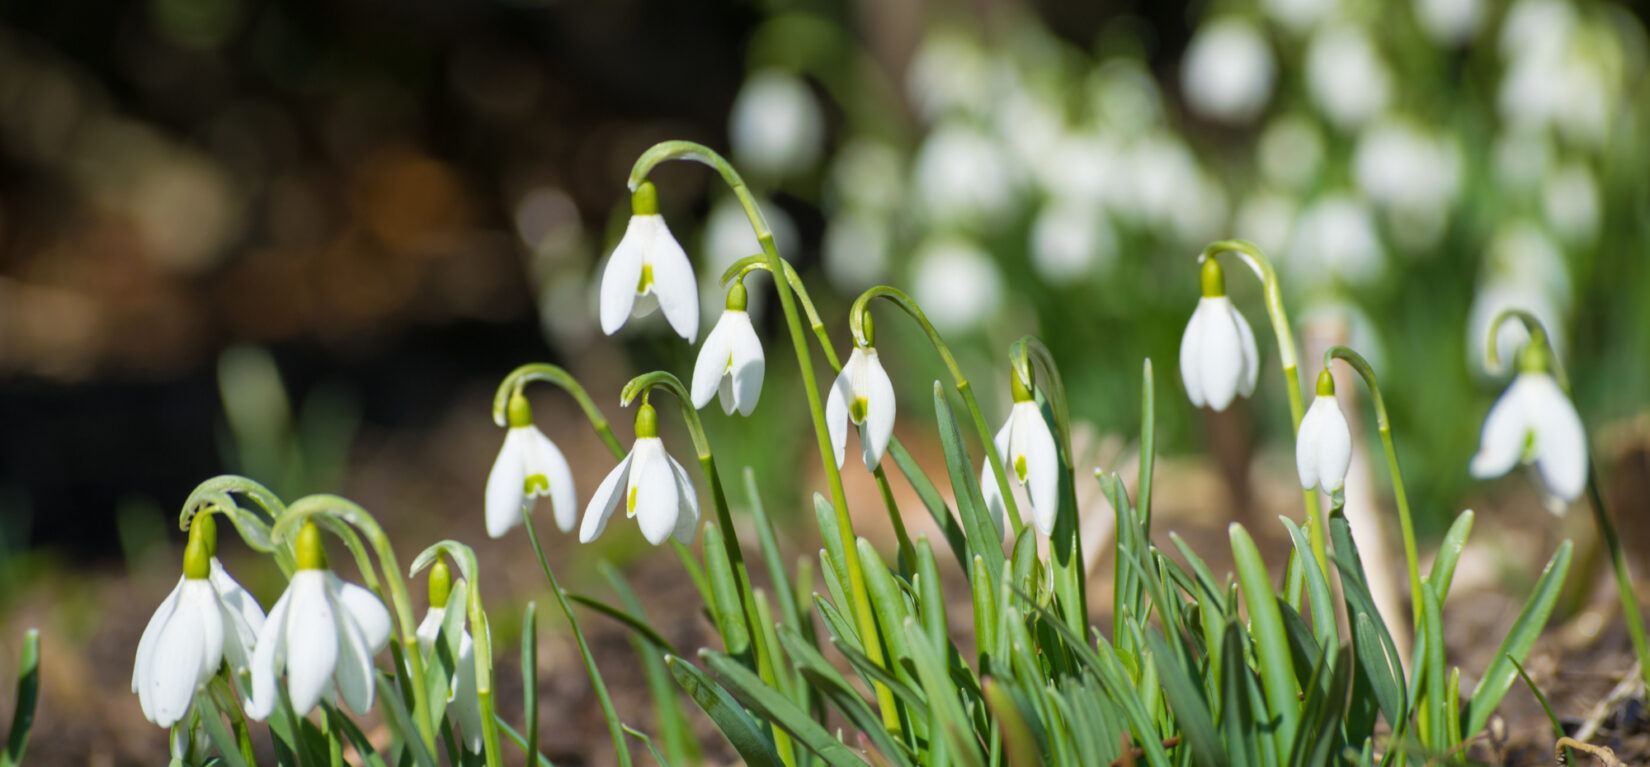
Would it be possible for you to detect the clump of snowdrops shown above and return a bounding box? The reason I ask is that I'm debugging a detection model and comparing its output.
[128,142,1644,766]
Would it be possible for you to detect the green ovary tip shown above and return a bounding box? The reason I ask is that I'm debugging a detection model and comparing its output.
[428,557,452,607]
[182,512,215,579]
[1316,368,1336,396]
[632,181,658,216]
[507,392,533,428]
[1200,257,1226,298]
[295,521,328,571]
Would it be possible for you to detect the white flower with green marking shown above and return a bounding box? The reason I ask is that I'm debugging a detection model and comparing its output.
[691,285,764,416]
[826,345,896,471]
[416,560,483,754]
[1471,348,1587,503]
[247,522,392,720]
[599,181,699,342]
[1296,371,1353,493]
[1180,259,1259,412]
[981,374,1060,537]
[486,394,577,538]
[581,403,700,546]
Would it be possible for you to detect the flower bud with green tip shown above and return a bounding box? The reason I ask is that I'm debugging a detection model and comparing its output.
[691,282,765,416]
[415,558,483,754]
[1296,368,1353,493]
[485,392,577,538]
[1180,257,1260,411]
[580,402,701,546]
[981,368,1060,537]
[247,521,392,719]
[1470,342,1587,504]
[599,181,700,342]
[133,512,266,728]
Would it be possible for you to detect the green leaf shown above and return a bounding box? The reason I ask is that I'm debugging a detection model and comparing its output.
[493,714,556,766]
[701,650,869,767]
[1145,629,1227,767]
[1352,613,1404,731]
[327,703,390,767]
[888,441,970,575]
[377,674,439,767]
[1286,644,1351,767]
[901,619,984,767]
[623,724,674,767]
[601,566,700,767]
[0,629,37,767]
[1229,523,1299,755]
[1419,582,1448,751]
[701,522,752,657]
[1462,540,1572,739]
[778,627,915,767]
[521,601,541,767]
[744,468,803,633]
[1218,622,1259,767]
[566,592,681,656]
[983,678,1040,767]
[933,382,1004,586]
[191,693,252,767]
[667,655,782,767]
[1426,510,1474,601]
[1279,517,1336,647]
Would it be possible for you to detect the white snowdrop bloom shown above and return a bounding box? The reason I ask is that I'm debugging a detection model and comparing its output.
[1467,282,1566,379]
[580,403,700,546]
[1415,0,1482,46]
[1305,26,1391,131]
[827,140,905,214]
[910,237,1002,334]
[415,561,483,754]
[1542,162,1600,248]
[822,211,890,293]
[1353,120,1461,212]
[1500,0,1577,62]
[1484,221,1573,305]
[826,345,897,471]
[1180,259,1260,412]
[1030,201,1117,283]
[1124,135,1204,230]
[906,29,989,122]
[691,285,764,416]
[981,377,1061,537]
[1181,17,1276,124]
[133,516,265,729]
[1498,49,1610,146]
[1493,129,1553,193]
[248,523,392,720]
[913,121,1020,228]
[1090,60,1164,136]
[729,69,824,180]
[1259,115,1325,191]
[996,86,1065,173]
[1262,0,1338,34]
[1296,371,1353,493]
[1286,193,1386,288]
[1034,131,1119,207]
[1471,364,1587,504]
[598,182,699,343]
[485,394,577,538]
[1234,191,1297,258]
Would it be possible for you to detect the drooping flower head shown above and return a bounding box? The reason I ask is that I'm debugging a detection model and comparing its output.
[247,521,392,720]
[1296,369,1353,494]
[599,181,700,342]
[826,335,896,471]
[580,402,701,546]
[133,513,265,728]
[1470,342,1587,504]
[691,283,765,416]
[416,558,483,754]
[485,392,577,538]
[981,369,1061,537]
[1180,257,1260,411]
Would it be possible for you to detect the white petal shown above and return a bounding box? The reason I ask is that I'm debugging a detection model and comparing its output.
[859,349,896,470]
[484,429,529,539]
[691,314,737,409]
[283,571,339,716]
[1526,375,1588,502]
[1179,302,1208,407]
[826,356,856,469]
[522,425,579,533]
[631,442,681,546]
[1198,298,1248,412]
[328,582,378,715]
[186,581,225,690]
[1232,303,1260,398]
[1470,378,1534,481]
[644,220,701,342]
[668,454,701,545]
[1016,402,1062,536]
[980,420,1012,539]
[147,585,208,728]
[1296,401,1324,489]
[718,373,737,415]
[452,634,484,753]
[415,608,445,653]
[135,576,186,698]
[727,312,765,416]
[599,216,649,335]
[580,453,633,543]
[1304,396,1352,492]
[332,575,392,652]
[246,584,295,720]
[210,559,266,642]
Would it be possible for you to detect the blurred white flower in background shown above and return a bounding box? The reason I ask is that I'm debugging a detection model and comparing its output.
[1306,25,1391,131]
[910,237,1002,334]
[1286,193,1385,288]
[1033,131,1120,209]
[1496,0,1616,147]
[1234,191,1298,257]
[1353,120,1462,251]
[995,80,1066,172]
[1031,201,1118,283]
[913,121,1021,228]
[1258,115,1326,191]
[823,211,891,294]
[1468,222,1572,375]
[1542,161,1601,248]
[907,28,990,122]
[700,195,798,315]
[828,139,906,214]
[1089,60,1164,137]
[1181,17,1276,124]
[1262,0,1339,34]
[1125,135,1227,243]
[1468,282,1567,378]
[1493,128,1554,192]
[729,69,824,180]
[1415,0,1483,46]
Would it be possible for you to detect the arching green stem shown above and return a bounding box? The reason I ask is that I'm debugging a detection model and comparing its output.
[1200,240,1327,570]
[409,542,504,767]
[492,363,625,456]
[1485,311,1649,685]
[272,495,437,755]
[721,255,842,370]
[1323,346,1423,641]
[631,141,897,736]
[850,285,1027,540]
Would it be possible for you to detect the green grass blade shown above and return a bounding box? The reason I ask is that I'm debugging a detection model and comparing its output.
[1426,510,1474,602]
[192,693,252,767]
[745,468,803,632]
[1279,517,1336,647]
[520,601,541,767]
[887,441,970,576]
[1145,629,1227,767]
[1229,523,1299,754]
[933,382,1004,587]
[1462,540,1572,739]
[377,674,439,767]
[666,655,782,767]
[566,593,681,655]
[702,522,753,659]
[493,714,556,766]
[0,629,38,767]
[1219,622,1259,767]
[702,649,870,767]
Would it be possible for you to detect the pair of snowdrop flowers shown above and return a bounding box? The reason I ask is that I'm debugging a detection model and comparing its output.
[134,517,392,730]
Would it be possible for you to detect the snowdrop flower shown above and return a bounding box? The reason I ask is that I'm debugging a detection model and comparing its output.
[692,284,764,416]
[581,403,700,546]
[1233,191,1297,258]
[1259,115,1325,191]
[906,28,989,122]
[1262,0,1338,34]
[982,372,1061,536]
[913,121,1020,228]
[1180,258,1260,412]
[1296,370,1353,493]
[416,560,483,754]
[1181,17,1276,124]
[1305,26,1391,131]
[1030,201,1117,283]
[1470,346,1587,503]
[1542,162,1600,248]
[910,237,1002,334]
[133,514,265,728]
[826,343,896,471]
[729,69,824,180]
[1415,0,1482,46]
[485,393,577,538]
[1286,193,1386,288]
[599,181,699,342]
[822,212,890,293]
[248,522,392,719]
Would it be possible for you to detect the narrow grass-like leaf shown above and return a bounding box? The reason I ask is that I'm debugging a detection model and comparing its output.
[1426,510,1474,602]
[1145,630,1226,767]
[902,619,985,767]
[1230,523,1299,754]
[0,629,37,767]
[888,441,970,575]
[566,593,681,656]
[915,539,947,654]
[1352,612,1404,730]
[377,674,439,767]
[702,522,752,658]
[983,679,1040,767]
[1462,540,1572,739]
[666,655,782,767]
[1279,517,1336,647]
[1287,644,1351,767]
[934,382,1004,586]
[493,714,555,767]
[1219,622,1259,767]
[702,649,869,767]
[1419,582,1447,751]
[623,724,674,767]
[779,627,915,767]
[602,566,699,767]
[745,468,802,632]
[192,693,252,767]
